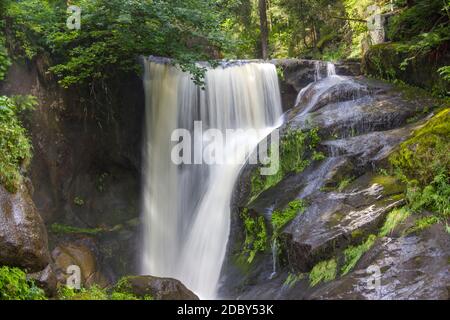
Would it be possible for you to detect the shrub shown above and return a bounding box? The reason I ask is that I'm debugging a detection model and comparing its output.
[0,95,36,192]
[0,266,46,300]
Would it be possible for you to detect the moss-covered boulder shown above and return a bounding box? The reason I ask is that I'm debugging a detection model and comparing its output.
[362,42,450,93]
[114,276,199,300]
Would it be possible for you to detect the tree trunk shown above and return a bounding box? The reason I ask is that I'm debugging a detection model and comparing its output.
[259,0,269,60]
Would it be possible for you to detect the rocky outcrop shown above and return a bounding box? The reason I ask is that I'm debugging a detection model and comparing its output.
[272,59,361,111]
[0,56,144,280]
[117,276,199,300]
[0,183,50,272]
[220,71,445,300]
[310,223,450,300]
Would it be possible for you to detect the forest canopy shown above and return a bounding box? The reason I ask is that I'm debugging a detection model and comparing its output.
[0,0,449,88]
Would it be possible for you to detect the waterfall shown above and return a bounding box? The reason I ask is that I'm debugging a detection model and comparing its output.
[327,62,336,77]
[141,59,283,299]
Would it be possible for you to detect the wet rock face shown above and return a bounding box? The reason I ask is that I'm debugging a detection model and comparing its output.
[0,183,50,272]
[119,276,199,300]
[311,224,450,300]
[281,175,405,273]
[0,57,144,279]
[221,69,443,299]
[272,59,362,111]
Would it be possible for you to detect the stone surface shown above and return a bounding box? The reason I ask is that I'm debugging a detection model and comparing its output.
[0,183,50,272]
[310,224,450,300]
[220,70,445,300]
[51,238,109,288]
[29,264,57,297]
[119,275,199,300]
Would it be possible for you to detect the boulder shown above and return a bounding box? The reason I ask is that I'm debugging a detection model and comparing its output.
[116,275,199,300]
[310,224,450,300]
[0,183,50,272]
[51,238,108,288]
[28,264,57,297]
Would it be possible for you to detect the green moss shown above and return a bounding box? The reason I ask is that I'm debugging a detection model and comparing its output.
[284,273,306,288]
[0,266,46,300]
[390,109,450,216]
[337,177,355,192]
[250,128,322,201]
[309,258,337,287]
[379,208,411,237]
[50,223,105,235]
[240,208,268,264]
[406,215,441,235]
[341,235,377,276]
[58,285,108,300]
[272,199,306,236]
[371,175,405,196]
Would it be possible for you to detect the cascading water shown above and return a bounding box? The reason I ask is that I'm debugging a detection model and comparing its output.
[141,58,283,299]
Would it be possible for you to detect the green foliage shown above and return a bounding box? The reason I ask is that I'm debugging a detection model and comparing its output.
[4,0,228,87]
[341,235,377,275]
[111,277,154,300]
[309,258,337,287]
[250,128,322,200]
[73,196,85,206]
[283,273,306,288]
[50,223,104,235]
[389,109,450,217]
[0,38,10,81]
[406,215,441,234]
[0,266,46,300]
[271,199,306,235]
[240,208,268,264]
[58,285,108,300]
[0,95,36,193]
[58,280,153,300]
[379,208,410,237]
[337,176,354,192]
[438,66,450,82]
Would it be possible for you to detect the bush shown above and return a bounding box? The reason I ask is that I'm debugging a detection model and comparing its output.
[0,266,46,300]
[0,95,36,192]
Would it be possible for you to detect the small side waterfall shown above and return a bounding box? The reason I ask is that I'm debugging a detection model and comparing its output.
[141,59,283,299]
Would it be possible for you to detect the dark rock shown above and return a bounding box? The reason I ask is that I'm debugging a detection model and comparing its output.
[118,275,199,300]
[310,224,450,300]
[28,264,57,297]
[0,56,144,279]
[0,183,50,272]
[51,238,109,288]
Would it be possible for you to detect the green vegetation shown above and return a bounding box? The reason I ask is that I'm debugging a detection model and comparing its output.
[341,235,377,275]
[50,223,105,236]
[337,176,354,192]
[284,273,306,288]
[379,208,410,237]
[250,128,322,200]
[3,0,229,87]
[0,266,46,300]
[390,109,450,218]
[58,277,153,300]
[272,199,306,236]
[240,208,268,264]
[73,196,85,206]
[406,215,441,235]
[0,95,36,192]
[309,258,337,287]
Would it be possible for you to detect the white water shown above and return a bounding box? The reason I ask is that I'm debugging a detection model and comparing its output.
[141,59,283,299]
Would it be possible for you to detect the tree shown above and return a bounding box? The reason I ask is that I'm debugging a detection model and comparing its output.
[259,0,269,59]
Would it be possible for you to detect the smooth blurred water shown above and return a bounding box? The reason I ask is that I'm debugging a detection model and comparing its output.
[141,60,283,299]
